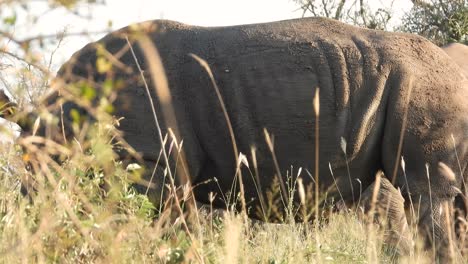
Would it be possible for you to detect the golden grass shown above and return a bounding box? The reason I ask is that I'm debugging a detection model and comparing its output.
[0,114,450,263]
[0,153,404,263]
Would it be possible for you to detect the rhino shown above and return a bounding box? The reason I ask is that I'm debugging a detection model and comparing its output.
[14,17,468,258]
[442,43,468,77]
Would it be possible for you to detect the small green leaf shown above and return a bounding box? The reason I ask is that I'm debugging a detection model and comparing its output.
[70,109,81,124]
[80,84,96,101]
[136,195,156,219]
[3,14,17,25]
[104,103,114,114]
[96,57,112,73]
[103,79,114,95]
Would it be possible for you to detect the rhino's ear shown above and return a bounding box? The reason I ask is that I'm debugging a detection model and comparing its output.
[0,89,17,120]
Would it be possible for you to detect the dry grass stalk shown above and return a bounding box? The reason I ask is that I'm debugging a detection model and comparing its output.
[443,201,456,263]
[128,35,204,261]
[313,88,320,223]
[391,76,413,185]
[188,53,248,225]
[263,128,289,213]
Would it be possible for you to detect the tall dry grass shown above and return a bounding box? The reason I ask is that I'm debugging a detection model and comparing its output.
[0,26,467,264]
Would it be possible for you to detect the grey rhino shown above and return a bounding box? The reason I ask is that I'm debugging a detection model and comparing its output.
[442,43,468,77]
[32,18,468,257]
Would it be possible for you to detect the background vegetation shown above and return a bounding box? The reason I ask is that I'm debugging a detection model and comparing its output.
[294,0,467,44]
[0,0,467,263]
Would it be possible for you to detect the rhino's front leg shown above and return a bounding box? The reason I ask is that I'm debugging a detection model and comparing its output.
[409,163,464,262]
[361,171,413,255]
[415,193,465,261]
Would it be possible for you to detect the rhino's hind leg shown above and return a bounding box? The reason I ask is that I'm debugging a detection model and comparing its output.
[360,171,413,255]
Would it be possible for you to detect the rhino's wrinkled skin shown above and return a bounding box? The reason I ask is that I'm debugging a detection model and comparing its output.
[41,18,468,257]
[360,172,412,255]
[442,43,468,77]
